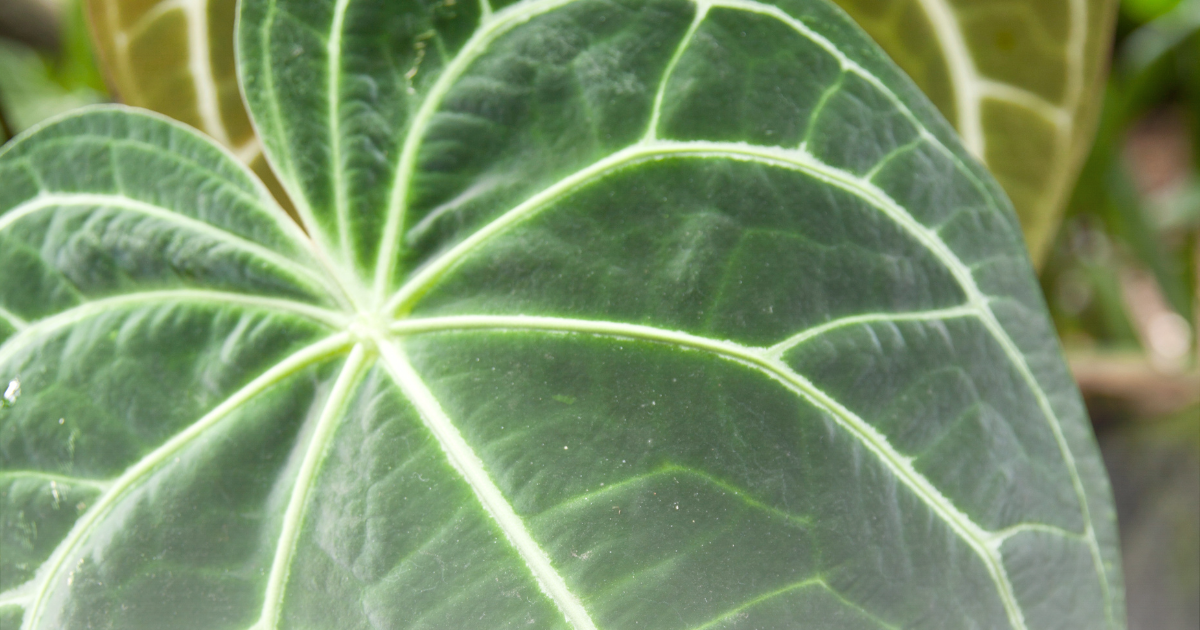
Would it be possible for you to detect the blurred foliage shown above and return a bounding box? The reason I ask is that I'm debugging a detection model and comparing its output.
[1046,4,1200,628]
[1045,0,1200,382]
[1123,0,1186,22]
[1099,403,1200,630]
[82,0,294,215]
[0,0,107,139]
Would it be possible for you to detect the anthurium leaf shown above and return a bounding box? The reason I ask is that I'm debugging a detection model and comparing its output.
[2,1,1122,629]
[831,0,1119,266]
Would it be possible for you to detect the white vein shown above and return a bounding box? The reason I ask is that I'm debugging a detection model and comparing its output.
[663,0,1010,221]
[232,138,264,166]
[384,313,1024,627]
[0,193,330,296]
[13,333,353,630]
[15,131,273,219]
[252,344,368,630]
[1027,0,1095,262]
[371,0,582,303]
[381,135,1107,629]
[181,0,230,146]
[0,290,347,368]
[406,172,505,243]
[690,578,900,630]
[373,0,1001,302]
[644,3,709,142]
[1064,0,1088,132]
[250,1,324,242]
[766,305,979,359]
[374,335,598,630]
[912,0,987,156]
[911,0,1093,259]
[0,471,112,493]
[0,594,30,609]
[977,79,1070,129]
[122,0,234,148]
[0,306,28,332]
[378,138,953,314]
[328,0,355,261]
[719,140,1108,629]
[385,141,664,314]
[989,522,1086,545]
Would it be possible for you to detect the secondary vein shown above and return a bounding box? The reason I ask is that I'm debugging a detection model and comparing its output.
[385,313,1029,628]
[1,192,331,298]
[0,290,347,367]
[17,333,354,630]
[0,306,28,332]
[252,343,369,630]
[0,471,112,493]
[383,132,1103,622]
[328,0,354,263]
[371,0,584,303]
[374,335,598,630]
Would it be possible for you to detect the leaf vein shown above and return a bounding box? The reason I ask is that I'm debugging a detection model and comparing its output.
[0,193,331,297]
[16,333,353,630]
[0,290,347,367]
[385,313,1029,628]
[0,471,112,492]
[372,0,586,302]
[375,336,598,630]
[252,344,369,630]
[0,306,29,331]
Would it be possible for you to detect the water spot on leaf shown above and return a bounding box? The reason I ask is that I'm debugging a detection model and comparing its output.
[3,378,20,404]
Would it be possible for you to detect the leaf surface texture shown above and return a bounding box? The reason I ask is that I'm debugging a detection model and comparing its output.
[0,1,1122,628]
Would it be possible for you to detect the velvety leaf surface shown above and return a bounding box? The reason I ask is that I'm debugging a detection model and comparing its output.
[830,0,1119,265]
[2,1,1122,629]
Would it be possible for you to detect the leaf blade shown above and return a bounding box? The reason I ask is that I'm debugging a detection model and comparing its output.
[2,1,1123,627]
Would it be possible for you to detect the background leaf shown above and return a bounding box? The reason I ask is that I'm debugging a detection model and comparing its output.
[84,0,294,209]
[0,0,107,139]
[832,0,1120,265]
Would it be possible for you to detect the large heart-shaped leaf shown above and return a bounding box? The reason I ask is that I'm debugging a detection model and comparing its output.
[1,0,1122,628]
[81,0,1116,267]
[831,0,1119,265]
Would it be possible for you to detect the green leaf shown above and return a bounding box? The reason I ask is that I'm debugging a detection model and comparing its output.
[831,0,1119,265]
[0,39,105,136]
[2,1,1123,629]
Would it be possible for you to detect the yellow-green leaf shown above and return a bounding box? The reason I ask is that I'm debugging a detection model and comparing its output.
[832,0,1119,265]
[84,0,292,207]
